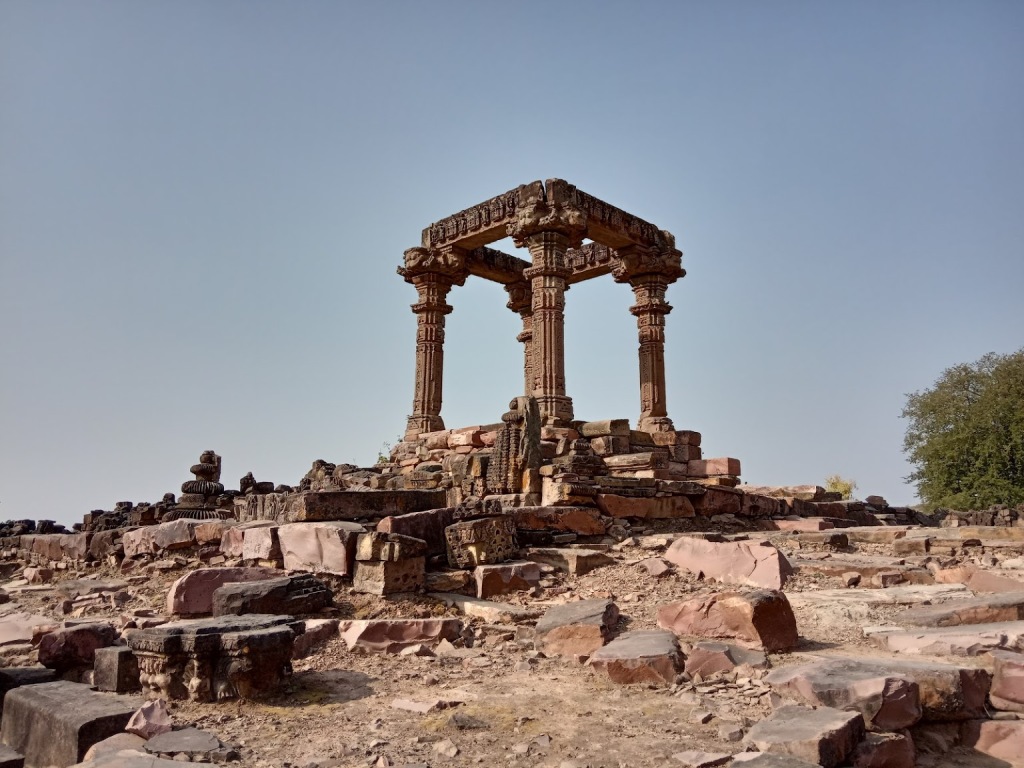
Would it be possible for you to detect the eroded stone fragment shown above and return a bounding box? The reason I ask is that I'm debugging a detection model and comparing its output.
[338,618,462,654]
[37,622,119,672]
[851,732,915,768]
[586,630,682,684]
[534,599,619,657]
[657,590,798,651]
[445,517,517,568]
[664,537,792,589]
[165,567,278,617]
[684,641,767,678]
[743,704,865,768]
[212,573,332,617]
[277,521,365,577]
[989,649,1024,711]
[961,719,1024,762]
[474,561,540,599]
[893,592,1024,627]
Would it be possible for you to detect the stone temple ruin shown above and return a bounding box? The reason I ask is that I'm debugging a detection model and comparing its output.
[0,180,1023,767]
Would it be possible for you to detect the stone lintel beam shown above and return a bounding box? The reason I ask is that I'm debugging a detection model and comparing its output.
[566,242,617,285]
[421,184,533,250]
[466,247,530,284]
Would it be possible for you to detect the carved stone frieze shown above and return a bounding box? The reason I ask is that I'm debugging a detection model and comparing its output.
[611,243,685,283]
[507,180,587,248]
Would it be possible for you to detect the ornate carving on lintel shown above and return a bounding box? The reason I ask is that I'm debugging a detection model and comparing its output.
[507,180,587,248]
[611,242,685,283]
[398,246,469,285]
[422,186,523,249]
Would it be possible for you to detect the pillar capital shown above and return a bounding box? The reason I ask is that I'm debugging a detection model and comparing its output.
[611,240,685,284]
[506,182,587,249]
[398,245,470,286]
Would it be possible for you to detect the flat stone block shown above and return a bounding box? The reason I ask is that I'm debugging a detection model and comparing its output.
[658,590,798,652]
[867,620,1024,656]
[744,704,865,768]
[664,537,792,590]
[0,668,57,717]
[474,561,540,599]
[338,618,462,654]
[93,647,140,694]
[0,681,140,768]
[524,547,614,576]
[352,558,425,596]
[894,592,1024,627]
[277,521,364,577]
[165,567,278,617]
[534,599,619,657]
[587,630,683,684]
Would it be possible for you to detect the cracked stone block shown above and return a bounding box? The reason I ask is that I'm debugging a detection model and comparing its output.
[744,704,865,768]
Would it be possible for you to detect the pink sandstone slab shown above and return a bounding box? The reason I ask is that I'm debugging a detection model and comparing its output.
[165,567,279,617]
[770,518,835,532]
[961,719,1024,762]
[967,570,1024,593]
[664,537,793,590]
[893,592,1024,627]
[473,561,540,599]
[683,641,767,678]
[989,649,1024,711]
[657,590,798,652]
[277,521,365,577]
[534,598,619,657]
[586,630,683,684]
[867,620,1024,656]
[743,704,865,768]
[338,618,462,654]
[0,612,52,646]
[219,521,277,559]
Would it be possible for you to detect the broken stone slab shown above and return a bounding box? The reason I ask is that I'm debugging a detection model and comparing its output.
[143,727,220,757]
[82,733,146,762]
[961,719,1024,762]
[70,750,183,767]
[743,704,865,768]
[637,557,674,578]
[338,618,462,654]
[657,590,798,652]
[766,656,990,727]
[967,570,1024,593]
[277,521,364,577]
[839,526,910,544]
[211,573,332,617]
[791,555,933,586]
[56,580,130,599]
[684,641,768,678]
[218,520,277,559]
[866,620,1024,656]
[989,649,1024,712]
[352,557,425,595]
[0,680,141,768]
[0,614,51,647]
[893,592,1024,627]
[663,537,792,590]
[769,518,835,532]
[93,647,140,693]
[670,750,730,767]
[356,531,428,562]
[165,567,278,617]
[0,667,58,714]
[125,615,300,701]
[125,698,171,739]
[474,561,540,599]
[523,548,614,576]
[586,630,683,684]
[292,618,339,659]
[511,506,608,535]
[38,622,119,673]
[428,593,542,623]
[850,731,915,768]
[377,507,455,557]
[534,598,619,657]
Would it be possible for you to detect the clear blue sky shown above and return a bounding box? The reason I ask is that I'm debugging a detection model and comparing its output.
[2,1,1022,525]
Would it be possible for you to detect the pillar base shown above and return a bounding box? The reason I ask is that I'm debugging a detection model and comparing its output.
[638,416,675,433]
[536,394,574,427]
[405,414,445,441]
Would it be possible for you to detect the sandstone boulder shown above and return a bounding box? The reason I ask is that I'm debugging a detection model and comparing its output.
[534,599,619,657]
[37,622,119,672]
[657,590,798,651]
[664,537,792,589]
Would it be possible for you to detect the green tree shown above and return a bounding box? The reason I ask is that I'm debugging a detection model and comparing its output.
[902,349,1024,510]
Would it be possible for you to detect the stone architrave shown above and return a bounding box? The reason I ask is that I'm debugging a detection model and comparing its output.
[612,240,685,433]
[398,245,469,439]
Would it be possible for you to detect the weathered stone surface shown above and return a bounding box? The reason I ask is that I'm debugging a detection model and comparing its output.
[70,750,182,767]
[586,630,682,684]
[218,521,276,559]
[894,592,1024,627]
[579,419,630,438]
[125,615,299,701]
[0,667,58,712]
[377,508,454,557]
[352,558,425,595]
[595,495,695,519]
[989,649,1024,711]
[82,732,146,762]
[786,583,970,609]
[664,537,792,590]
[867,620,1024,656]
[445,518,517,568]
[534,599,619,657]
[961,719,1024,762]
[743,704,865,768]
[93,647,140,693]
[658,590,799,651]
[283,490,447,523]
[967,570,1024,593]
[524,548,614,575]
[292,618,339,659]
[428,593,542,623]
[688,457,741,476]
[338,618,462,654]
[684,641,767,678]
[851,732,915,768]
[277,521,365,577]
[125,698,172,739]
[474,561,540,599]
[212,574,331,617]
[38,622,119,672]
[239,524,280,562]
[0,681,140,768]
[122,521,208,558]
[730,754,820,767]
[143,727,220,756]
[670,749,730,767]
[56,580,129,599]
[0,614,51,647]
[691,486,743,516]
[356,531,428,562]
[165,567,278,617]
[511,506,607,536]
[0,744,23,768]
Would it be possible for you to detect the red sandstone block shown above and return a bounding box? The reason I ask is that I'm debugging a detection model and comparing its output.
[687,458,741,477]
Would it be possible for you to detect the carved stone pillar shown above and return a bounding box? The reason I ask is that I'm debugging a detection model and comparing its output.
[398,247,468,440]
[614,238,685,433]
[504,280,533,396]
[508,182,586,426]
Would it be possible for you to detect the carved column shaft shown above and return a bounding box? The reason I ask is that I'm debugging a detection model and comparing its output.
[630,275,673,432]
[523,232,574,425]
[406,273,454,439]
[505,281,533,396]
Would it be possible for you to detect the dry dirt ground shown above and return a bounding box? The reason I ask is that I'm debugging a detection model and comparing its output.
[1,531,1020,768]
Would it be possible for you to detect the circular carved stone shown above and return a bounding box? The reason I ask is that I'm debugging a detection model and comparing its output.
[181,480,224,496]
